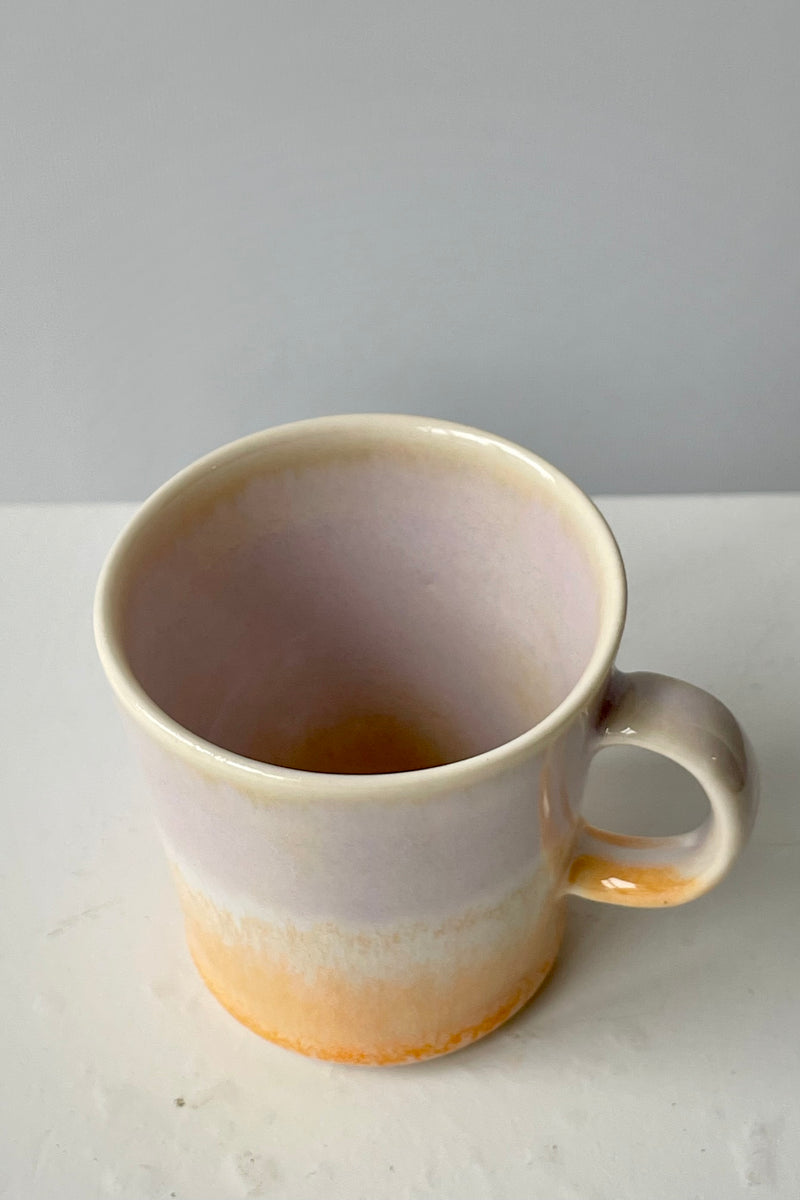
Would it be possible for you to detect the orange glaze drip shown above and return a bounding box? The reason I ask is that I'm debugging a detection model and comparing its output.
[175,869,564,1064]
[190,946,556,1065]
[568,854,695,906]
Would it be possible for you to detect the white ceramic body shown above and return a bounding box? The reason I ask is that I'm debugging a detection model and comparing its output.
[95,416,756,1064]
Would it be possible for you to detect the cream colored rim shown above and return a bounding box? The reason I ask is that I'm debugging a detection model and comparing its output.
[94,414,627,799]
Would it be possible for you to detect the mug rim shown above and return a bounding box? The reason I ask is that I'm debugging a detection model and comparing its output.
[94,414,627,797]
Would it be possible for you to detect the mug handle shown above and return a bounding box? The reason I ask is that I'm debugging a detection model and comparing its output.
[566,670,757,907]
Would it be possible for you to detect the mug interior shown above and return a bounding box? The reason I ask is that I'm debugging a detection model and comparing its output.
[110,422,606,774]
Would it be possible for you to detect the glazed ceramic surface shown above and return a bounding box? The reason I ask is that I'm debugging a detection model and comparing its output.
[94,416,756,1064]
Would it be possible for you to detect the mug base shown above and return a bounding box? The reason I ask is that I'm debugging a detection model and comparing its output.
[185,918,563,1066]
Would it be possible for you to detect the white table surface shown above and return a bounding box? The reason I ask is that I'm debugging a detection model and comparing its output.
[2,496,799,1200]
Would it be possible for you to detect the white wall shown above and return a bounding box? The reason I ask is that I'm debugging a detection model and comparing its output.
[2,0,798,499]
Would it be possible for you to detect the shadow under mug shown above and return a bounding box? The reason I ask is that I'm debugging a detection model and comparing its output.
[94,415,756,1064]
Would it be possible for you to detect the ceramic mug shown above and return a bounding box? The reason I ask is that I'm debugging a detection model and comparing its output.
[94,415,756,1065]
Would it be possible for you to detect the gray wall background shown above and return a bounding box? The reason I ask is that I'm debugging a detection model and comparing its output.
[3,0,798,500]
